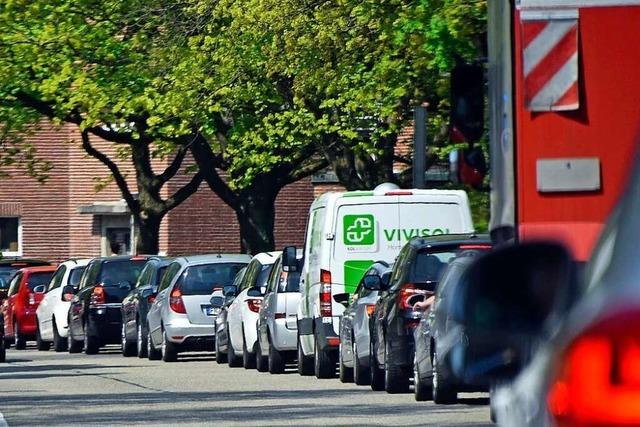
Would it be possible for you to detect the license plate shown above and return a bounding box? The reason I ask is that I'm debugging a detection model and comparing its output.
[202,305,214,316]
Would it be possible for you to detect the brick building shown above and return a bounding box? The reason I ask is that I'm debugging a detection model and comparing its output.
[0,124,318,262]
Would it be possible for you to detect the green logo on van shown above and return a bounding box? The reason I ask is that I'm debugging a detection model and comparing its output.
[344,214,375,245]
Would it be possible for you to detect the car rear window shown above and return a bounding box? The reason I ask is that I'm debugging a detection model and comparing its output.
[411,250,458,284]
[98,260,146,287]
[26,272,54,290]
[69,267,86,287]
[0,267,16,289]
[179,263,247,296]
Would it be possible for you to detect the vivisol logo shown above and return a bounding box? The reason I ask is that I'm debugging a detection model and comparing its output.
[343,214,375,245]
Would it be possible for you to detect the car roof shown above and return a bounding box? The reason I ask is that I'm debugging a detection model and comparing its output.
[0,258,50,267]
[59,258,92,268]
[89,255,154,263]
[176,253,252,266]
[407,233,491,250]
[19,266,58,274]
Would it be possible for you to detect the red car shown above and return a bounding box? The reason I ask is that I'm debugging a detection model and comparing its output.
[2,266,57,349]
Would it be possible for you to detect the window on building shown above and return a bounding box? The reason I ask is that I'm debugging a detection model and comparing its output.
[0,217,20,255]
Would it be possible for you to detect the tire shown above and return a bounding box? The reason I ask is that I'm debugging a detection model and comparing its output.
[338,341,353,383]
[432,347,457,404]
[242,330,256,369]
[384,341,410,393]
[297,335,314,376]
[370,340,385,391]
[215,332,227,364]
[147,326,162,361]
[353,341,371,386]
[161,331,178,362]
[52,319,68,353]
[84,322,100,355]
[14,321,26,350]
[314,333,336,379]
[36,323,51,351]
[137,321,148,358]
[414,349,433,401]
[121,323,136,357]
[227,326,243,368]
[256,336,268,372]
[68,325,83,354]
[0,336,5,362]
[268,336,285,374]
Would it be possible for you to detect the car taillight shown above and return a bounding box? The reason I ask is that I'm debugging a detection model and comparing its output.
[90,285,106,305]
[246,298,262,313]
[169,287,186,314]
[397,283,427,310]
[547,311,640,427]
[366,304,376,317]
[320,269,332,318]
[27,292,36,306]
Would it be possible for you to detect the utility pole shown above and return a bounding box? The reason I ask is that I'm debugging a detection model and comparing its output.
[413,103,428,189]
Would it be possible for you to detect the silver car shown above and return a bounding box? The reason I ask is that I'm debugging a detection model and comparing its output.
[256,248,303,373]
[146,254,250,362]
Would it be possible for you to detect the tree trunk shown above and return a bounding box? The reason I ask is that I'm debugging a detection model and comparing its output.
[234,190,278,255]
[135,213,162,255]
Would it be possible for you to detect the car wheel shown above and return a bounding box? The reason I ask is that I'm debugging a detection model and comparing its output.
[268,335,285,374]
[370,339,385,391]
[242,330,256,369]
[338,341,353,383]
[432,347,457,404]
[0,335,5,362]
[121,323,136,357]
[14,321,26,350]
[314,332,336,379]
[84,322,100,355]
[353,341,371,386]
[147,326,162,361]
[227,325,243,368]
[68,321,83,354]
[297,335,314,376]
[137,321,148,358]
[414,348,433,401]
[161,330,178,362]
[215,332,227,364]
[36,322,51,351]
[256,335,268,372]
[52,319,68,353]
[384,341,410,393]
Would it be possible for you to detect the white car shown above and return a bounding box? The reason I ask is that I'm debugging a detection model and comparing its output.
[35,259,90,352]
[226,252,279,368]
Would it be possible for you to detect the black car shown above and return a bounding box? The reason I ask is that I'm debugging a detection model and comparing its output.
[0,258,51,303]
[213,266,247,364]
[413,246,492,402]
[66,256,148,354]
[370,234,491,393]
[121,257,171,358]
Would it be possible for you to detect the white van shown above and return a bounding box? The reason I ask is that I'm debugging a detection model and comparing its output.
[296,185,474,378]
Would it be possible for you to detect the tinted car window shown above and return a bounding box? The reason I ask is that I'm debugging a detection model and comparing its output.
[410,250,457,284]
[69,267,86,287]
[135,264,153,288]
[48,266,67,292]
[98,260,146,287]
[26,272,54,291]
[0,267,19,290]
[178,263,247,296]
[159,262,182,292]
[155,266,168,288]
[8,273,21,296]
[257,264,274,288]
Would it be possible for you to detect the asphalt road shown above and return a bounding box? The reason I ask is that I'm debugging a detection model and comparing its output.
[0,345,492,426]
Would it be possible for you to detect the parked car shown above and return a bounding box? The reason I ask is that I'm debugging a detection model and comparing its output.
[212,267,247,364]
[2,266,57,349]
[370,234,490,393]
[120,256,171,358]
[146,254,250,362]
[336,261,392,385]
[66,256,148,354]
[0,314,5,362]
[226,252,279,368]
[297,184,475,379]
[256,247,303,374]
[413,246,492,403]
[0,258,51,304]
[35,259,89,352]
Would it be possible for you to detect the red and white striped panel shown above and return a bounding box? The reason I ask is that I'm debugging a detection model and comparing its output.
[521,10,579,111]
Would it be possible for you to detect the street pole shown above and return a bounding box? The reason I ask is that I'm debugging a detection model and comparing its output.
[413,104,428,189]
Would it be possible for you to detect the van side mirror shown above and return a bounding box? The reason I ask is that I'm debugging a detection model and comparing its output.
[362,275,382,291]
[452,242,576,385]
[282,246,298,272]
[333,292,350,308]
[62,285,77,302]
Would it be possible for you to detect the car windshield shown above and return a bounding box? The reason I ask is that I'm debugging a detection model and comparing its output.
[99,260,146,287]
[69,267,86,287]
[181,263,247,296]
[27,272,54,290]
[0,267,17,290]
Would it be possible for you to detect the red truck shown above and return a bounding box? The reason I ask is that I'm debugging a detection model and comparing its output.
[486,0,640,261]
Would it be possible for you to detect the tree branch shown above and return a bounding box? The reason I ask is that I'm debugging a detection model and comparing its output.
[188,133,238,208]
[161,172,204,214]
[155,145,188,186]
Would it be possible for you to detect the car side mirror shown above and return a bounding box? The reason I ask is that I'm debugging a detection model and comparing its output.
[282,246,298,272]
[33,285,47,294]
[223,285,237,298]
[141,288,154,299]
[247,286,262,297]
[452,242,577,385]
[62,285,77,302]
[333,292,350,308]
[362,275,382,291]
